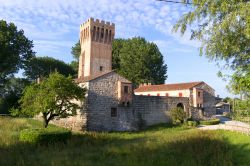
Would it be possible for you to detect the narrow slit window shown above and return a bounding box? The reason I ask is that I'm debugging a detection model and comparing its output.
[124,86,128,94]
[111,108,117,117]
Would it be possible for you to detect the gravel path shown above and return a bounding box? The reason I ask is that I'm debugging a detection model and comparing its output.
[198,115,250,135]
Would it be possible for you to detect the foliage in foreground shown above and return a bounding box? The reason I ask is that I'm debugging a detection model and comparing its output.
[0,117,250,166]
[12,72,86,128]
[174,0,250,96]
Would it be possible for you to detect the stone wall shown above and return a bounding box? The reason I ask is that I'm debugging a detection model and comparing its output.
[86,72,190,131]
[190,83,216,120]
[133,96,189,127]
[87,72,135,131]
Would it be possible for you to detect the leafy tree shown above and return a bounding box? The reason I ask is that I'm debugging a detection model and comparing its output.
[25,56,77,80]
[0,78,30,114]
[13,72,86,128]
[0,20,35,86]
[71,37,167,85]
[70,41,81,72]
[71,41,81,60]
[112,38,126,69]
[116,37,167,84]
[173,0,250,96]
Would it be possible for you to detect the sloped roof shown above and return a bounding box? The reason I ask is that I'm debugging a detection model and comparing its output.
[75,71,131,83]
[134,81,203,92]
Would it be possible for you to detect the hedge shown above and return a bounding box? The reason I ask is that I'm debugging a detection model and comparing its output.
[199,119,220,125]
[19,128,71,144]
[187,120,198,127]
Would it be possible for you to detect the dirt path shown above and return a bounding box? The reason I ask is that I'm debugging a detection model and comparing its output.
[198,115,250,135]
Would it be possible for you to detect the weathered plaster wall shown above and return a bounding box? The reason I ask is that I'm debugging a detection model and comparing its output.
[190,83,216,120]
[135,89,190,97]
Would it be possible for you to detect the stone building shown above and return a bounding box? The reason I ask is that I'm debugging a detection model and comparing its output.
[51,18,216,131]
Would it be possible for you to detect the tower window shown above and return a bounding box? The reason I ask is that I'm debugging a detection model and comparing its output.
[111,108,117,117]
[101,28,104,39]
[99,66,103,71]
[198,91,201,97]
[124,86,129,94]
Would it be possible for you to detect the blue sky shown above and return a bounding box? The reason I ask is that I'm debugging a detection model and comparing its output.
[0,0,233,97]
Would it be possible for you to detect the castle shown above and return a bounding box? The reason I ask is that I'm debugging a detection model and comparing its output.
[52,18,216,131]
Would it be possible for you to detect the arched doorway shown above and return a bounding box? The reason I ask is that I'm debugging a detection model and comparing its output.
[177,103,184,110]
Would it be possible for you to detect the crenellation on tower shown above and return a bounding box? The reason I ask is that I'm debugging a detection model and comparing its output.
[78,18,115,78]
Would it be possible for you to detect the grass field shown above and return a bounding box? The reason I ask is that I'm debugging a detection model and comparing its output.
[0,117,249,166]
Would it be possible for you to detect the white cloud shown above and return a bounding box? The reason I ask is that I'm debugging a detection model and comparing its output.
[0,0,198,56]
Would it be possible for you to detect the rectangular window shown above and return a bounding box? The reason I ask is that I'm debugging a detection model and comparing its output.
[165,93,169,96]
[198,91,201,97]
[124,86,128,94]
[179,93,182,97]
[100,66,103,71]
[111,108,117,117]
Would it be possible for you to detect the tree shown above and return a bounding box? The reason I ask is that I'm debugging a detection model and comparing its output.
[71,37,168,85]
[14,72,86,128]
[173,0,250,96]
[0,78,30,114]
[24,56,77,80]
[70,41,81,72]
[116,37,167,84]
[0,20,35,86]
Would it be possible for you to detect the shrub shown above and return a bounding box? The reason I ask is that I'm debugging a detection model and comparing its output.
[223,112,231,118]
[170,107,187,124]
[199,119,220,125]
[187,120,198,127]
[19,128,71,144]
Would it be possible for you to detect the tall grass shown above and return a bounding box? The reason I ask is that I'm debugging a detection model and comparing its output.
[0,117,249,166]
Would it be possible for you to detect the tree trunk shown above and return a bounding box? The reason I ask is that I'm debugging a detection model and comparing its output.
[44,120,49,128]
[42,113,49,128]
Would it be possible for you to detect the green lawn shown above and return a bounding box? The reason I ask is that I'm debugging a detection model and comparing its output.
[0,117,249,166]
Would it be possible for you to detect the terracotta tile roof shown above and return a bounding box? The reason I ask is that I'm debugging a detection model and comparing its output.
[134,81,203,92]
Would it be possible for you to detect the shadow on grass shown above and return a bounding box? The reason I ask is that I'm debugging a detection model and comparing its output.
[0,129,249,166]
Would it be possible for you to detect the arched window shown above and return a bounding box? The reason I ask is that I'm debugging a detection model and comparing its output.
[96,27,100,41]
[101,28,104,41]
[108,30,112,43]
[105,29,108,43]
[92,26,96,41]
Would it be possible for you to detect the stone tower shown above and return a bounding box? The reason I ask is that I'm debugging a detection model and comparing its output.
[78,18,115,78]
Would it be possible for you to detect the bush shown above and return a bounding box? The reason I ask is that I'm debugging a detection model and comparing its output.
[223,112,231,118]
[170,107,187,124]
[199,119,220,125]
[187,120,198,127]
[19,128,71,144]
